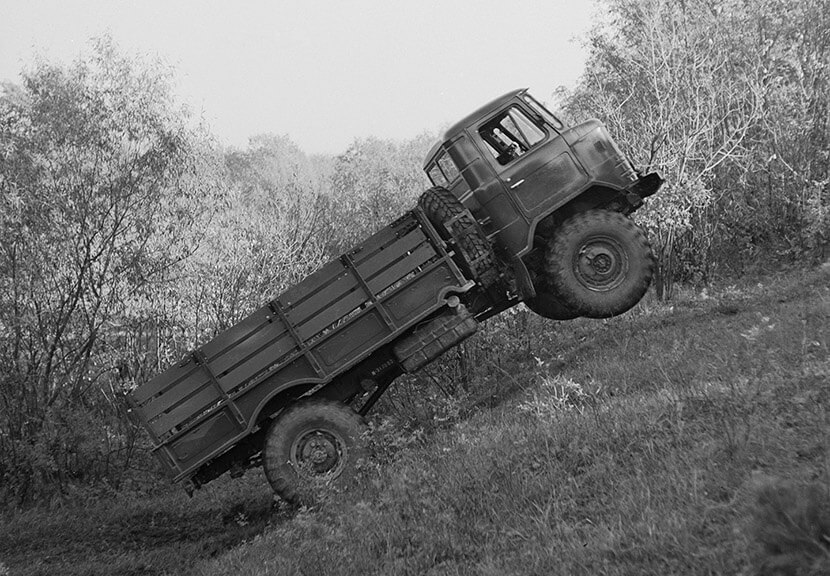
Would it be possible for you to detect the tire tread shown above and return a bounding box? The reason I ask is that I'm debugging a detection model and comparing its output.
[546,210,654,318]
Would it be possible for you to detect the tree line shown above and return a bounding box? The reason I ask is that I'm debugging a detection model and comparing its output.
[1,0,827,504]
[562,0,828,297]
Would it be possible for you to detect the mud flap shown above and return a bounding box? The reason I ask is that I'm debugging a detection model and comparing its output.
[510,255,536,300]
[392,304,478,373]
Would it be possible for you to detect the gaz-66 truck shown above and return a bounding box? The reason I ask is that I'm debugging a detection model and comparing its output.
[126,89,662,501]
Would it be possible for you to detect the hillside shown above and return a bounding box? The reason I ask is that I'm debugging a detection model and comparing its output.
[2,263,828,576]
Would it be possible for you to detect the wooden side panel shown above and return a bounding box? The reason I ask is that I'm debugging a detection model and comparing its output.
[279,259,347,308]
[133,307,297,436]
[292,289,368,342]
[234,356,320,419]
[349,213,417,266]
[147,385,221,438]
[169,408,238,467]
[131,359,203,405]
[283,270,359,326]
[216,333,299,391]
[384,262,458,324]
[128,210,473,480]
[366,243,436,293]
[140,373,213,422]
[314,310,387,371]
[354,228,426,279]
[209,323,294,380]
[198,303,277,360]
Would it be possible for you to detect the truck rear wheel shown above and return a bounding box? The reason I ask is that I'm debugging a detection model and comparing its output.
[418,187,499,287]
[546,210,653,318]
[262,399,367,503]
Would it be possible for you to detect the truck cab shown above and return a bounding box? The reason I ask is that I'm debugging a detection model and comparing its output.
[423,89,661,260]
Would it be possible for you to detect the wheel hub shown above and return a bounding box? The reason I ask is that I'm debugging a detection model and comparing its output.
[575,239,628,291]
[291,429,347,479]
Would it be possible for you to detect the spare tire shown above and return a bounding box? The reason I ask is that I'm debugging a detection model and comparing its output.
[418,187,499,288]
[546,210,654,318]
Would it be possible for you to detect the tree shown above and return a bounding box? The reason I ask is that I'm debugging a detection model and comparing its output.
[0,37,213,501]
[559,0,828,295]
[161,134,335,346]
[329,134,434,252]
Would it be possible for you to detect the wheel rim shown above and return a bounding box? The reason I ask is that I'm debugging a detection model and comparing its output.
[573,236,629,292]
[290,428,348,481]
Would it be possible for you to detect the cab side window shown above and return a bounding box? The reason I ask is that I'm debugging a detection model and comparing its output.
[479,107,545,166]
[428,164,448,187]
[437,154,460,183]
[427,151,461,187]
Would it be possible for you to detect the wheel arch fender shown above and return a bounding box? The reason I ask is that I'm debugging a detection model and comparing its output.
[533,185,624,247]
[247,379,320,434]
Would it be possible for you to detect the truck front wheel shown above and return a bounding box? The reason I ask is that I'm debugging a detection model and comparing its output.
[263,399,367,503]
[546,210,654,318]
[524,261,581,320]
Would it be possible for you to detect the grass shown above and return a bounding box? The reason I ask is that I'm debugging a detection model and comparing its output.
[0,475,278,576]
[2,264,828,575]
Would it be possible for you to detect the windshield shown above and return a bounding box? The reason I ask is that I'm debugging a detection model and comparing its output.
[523,94,564,131]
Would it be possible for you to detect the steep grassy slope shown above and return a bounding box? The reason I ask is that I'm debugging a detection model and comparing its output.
[195,264,829,576]
[1,264,828,576]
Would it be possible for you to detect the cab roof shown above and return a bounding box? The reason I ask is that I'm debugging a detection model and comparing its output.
[424,88,527,166]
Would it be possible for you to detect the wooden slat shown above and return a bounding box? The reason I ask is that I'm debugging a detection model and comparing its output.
[217,336,302,390]
[295,289,368,341]
[199,304,271,360]
[367,243,436,293]
[209,324,294,379]
[283,271,361,326]
[137,326,294,426]
[280,259,345,307]
[349,214,417,266]
[355,229,427,279]
[134,306,274,406]
[349,223,400,264]
[132,361,200,405]
[140,376,214,421]
[148,386,221,436]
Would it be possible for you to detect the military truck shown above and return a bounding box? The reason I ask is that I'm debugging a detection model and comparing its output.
[126,89,662,502]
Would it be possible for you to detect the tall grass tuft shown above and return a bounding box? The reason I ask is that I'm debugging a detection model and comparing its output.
[748,475,830,576]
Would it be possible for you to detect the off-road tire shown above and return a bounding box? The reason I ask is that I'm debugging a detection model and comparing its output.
[262,399,367,503]
[523,258,581,320]
[418,187,499,287]
[546,210,654,319]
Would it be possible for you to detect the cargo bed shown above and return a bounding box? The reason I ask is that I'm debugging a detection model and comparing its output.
[127,211,473,482]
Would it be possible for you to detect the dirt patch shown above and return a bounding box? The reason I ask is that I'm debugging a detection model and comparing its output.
[0,474,284,576]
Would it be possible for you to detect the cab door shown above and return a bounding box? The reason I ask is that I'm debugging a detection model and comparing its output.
[479,106,588,222]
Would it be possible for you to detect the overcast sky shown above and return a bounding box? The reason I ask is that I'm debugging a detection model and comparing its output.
[0,0,595,155]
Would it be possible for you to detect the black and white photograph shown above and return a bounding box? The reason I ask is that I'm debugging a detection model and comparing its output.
[1,1,828,574]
